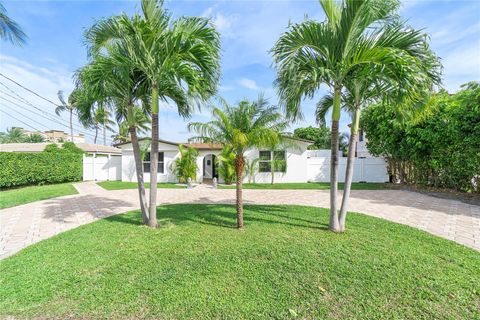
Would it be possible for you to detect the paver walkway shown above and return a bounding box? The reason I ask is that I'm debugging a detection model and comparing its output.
[1,181,479,259]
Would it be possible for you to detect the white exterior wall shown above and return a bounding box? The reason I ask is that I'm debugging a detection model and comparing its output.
[195,150,221,183]
[244,141,310,183]
[307,155,388,183]
[83,154,122,181]
[121,141,180,183]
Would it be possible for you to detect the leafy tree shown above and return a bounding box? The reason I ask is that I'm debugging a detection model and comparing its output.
[0,3,27,45]
[172,145,199,183]
[293,126,331,150]
[216,146,236,185]
[86,0,221,228]
[272,0,440,231]
[362,82,480,193]
[189,96,287,229]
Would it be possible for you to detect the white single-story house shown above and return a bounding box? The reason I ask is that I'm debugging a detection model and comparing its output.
[114,137,314,184]
[110,136,389,184]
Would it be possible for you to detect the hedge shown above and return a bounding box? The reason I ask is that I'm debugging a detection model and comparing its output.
[0,152,83,189]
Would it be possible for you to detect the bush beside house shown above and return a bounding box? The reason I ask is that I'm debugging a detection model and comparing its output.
[0,143,83,188]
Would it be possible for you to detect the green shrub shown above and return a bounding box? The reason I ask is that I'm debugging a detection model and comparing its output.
[216,146,236,185]
[0,145,83,188]
[172,144,198,183]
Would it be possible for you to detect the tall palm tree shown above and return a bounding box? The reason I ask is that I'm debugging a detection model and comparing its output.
[75,52,151,224]
[0,3,27,45]
[56,90,78,142]
[85,0,221,228]
[272,0,441,231]
[189,96,288,229]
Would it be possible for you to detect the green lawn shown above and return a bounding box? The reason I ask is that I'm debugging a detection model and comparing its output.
[97,181,185,190]
[220,182,388,190]
[0,183,78,209]
[1,204,478,319]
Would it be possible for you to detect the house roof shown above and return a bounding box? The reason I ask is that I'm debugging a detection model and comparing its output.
[183,143,223,150]
[0,143,121,154]
[114,138,179,147]
[282,136,314,144]
[114,138,223,150]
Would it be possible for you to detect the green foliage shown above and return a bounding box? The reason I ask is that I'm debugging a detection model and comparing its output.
[189,96,288,156]
[293,126,349,153]
[0,130,69,145]
[172,145,199,183]
[245,158,259,183]
[362,82,480,193]
[293,126,331,150]
[0,143,83,188]
[216,146,236,185]
[1,204,478,319]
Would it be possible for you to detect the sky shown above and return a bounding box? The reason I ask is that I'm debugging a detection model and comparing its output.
[0,0,479,145]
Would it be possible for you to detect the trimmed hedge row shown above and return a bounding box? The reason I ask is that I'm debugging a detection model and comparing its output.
[0,152,83,188]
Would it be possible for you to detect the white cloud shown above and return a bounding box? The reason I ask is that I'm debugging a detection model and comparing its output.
[239,78,261,91]
[201,6,235,35]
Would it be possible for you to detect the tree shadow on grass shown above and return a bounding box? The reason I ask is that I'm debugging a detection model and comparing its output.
[106,203,329,231]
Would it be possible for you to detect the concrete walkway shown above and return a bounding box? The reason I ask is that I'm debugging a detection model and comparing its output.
[1,182,479,259]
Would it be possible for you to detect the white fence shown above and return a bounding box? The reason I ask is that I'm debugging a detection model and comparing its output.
[83,154,122,181]
[307,154,388,183]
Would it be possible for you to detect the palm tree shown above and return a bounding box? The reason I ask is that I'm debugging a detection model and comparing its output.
[2,127,28,143]
[112,110,149,144]
[25,133,46,143]
[56,90,78,142]
[85,0,221,228]
[75,52,151,225]
[0,3,27,45]
[0,127,27,143]
[93,105,115,145]
[272,0,441,231]
[189,96,288,229]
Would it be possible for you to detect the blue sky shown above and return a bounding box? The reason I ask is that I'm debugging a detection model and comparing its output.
[1,0,479,144]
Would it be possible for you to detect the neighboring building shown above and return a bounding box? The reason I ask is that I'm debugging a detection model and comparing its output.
[14,127,85,143]
[43,130,85,143]
[356,128,372,158]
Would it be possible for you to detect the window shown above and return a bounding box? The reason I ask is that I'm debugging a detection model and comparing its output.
[258,150,286,173]
[143,152,164,173]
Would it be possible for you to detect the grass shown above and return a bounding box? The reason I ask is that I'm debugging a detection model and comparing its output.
[0,183,78,209]
[1,204,478,319]
[97,181,185,190]
[220,182,388,190]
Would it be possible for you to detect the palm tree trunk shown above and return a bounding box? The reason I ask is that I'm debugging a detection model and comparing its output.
[148,86,159,228]
[69,110,73,142]
[235,154,245,229]
[329,86,342,232]
[103,124,106,145]
[271,155,274,185]
[129,126,149,224]
[94,126,98,144]
[339,108,360,231]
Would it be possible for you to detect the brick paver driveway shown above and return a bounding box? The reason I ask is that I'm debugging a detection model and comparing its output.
[1,182,479,259]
